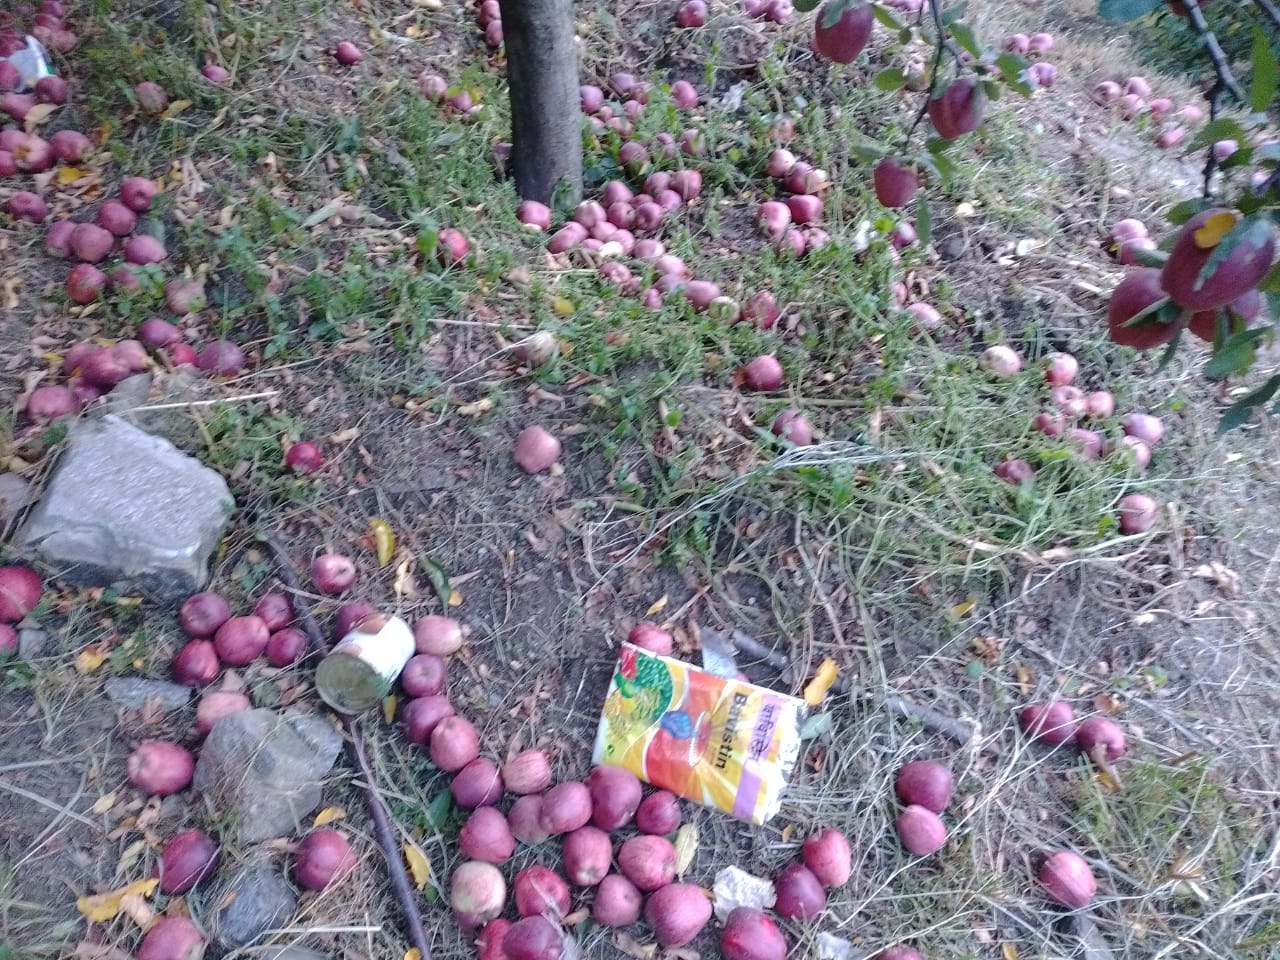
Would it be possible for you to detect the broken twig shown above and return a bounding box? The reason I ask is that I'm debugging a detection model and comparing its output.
[259,530,433,960]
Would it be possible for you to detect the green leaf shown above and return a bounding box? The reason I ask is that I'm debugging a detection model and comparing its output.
[1251,27,1277,114]
[916,195,932,247]
[1216,374,1280,434]
[874,68,907,91]
[1121,294,1176,328]
[939,2,968,25]
[1258,261,1280,293]
[871,4,904,29]
[419,554,451,607]
[1153,326,1183,373]
[422,790,454,831]
[1097,0,1161,20]
[995,52,1033,96]
[821,0,852,28]
[982,79,1002,102]
[1194,214,1272,294]
[1203,327,1268,379]
[794,0,821,10]
[1188,117,1249,153]
[1167,197,1214,225]
[948,20,982,58]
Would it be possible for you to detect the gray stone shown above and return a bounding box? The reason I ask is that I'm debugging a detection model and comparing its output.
[17,415,233,602]
[17,626,49,659]
[0,472,31,529]
[206,857,298,949]
[114,368,214,447]
[193,708,344,843]
[104,677,192,711]
[98,372,154,417]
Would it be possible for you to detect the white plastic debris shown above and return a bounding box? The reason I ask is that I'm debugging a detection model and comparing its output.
[816,932,857,960]
[712,865,776,922]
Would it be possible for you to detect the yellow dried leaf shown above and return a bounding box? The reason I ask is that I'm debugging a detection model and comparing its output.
[448,589,462,607]
[673,823,698,878]
[802,658,839,707]
[403,842,430,890]
[91,791,117,815]
[118,890,154,929]
[57,167,86,184]
[393,555,417,599]
[2,276,20,310]
[114,839,147,878]
[159,99,193,120]
[404,951,422,960]
[76,878,159,922]
[645,595,668,617]
[552,297,574,316]
[313,806,347,827]
[75,645,109,674]
[406,24,424,37]
[370,517,396,567]
[457,397,494,417]
[780,823,795,843]
[1193,211,1237,249]
[382,694,398,725]
[1002,944,1018,960]
[950,596,978,618]
[23,103,59,130]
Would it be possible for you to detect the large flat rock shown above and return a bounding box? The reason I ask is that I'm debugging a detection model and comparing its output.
[17,415,233,601]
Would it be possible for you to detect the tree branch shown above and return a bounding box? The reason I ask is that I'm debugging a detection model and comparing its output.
[904,0,955,147]
[1200,84,1227,199]
[1181,0,1248,105]
[258,529,433,960]
[1253,0,1280,30]
[723,627,977,746]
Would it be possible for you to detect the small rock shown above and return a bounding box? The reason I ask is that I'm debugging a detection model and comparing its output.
[0,472,31,529]
[117,367,213,447]
[194,708,343,843]
[98,372,154,417]
[207,857,298,948]
[105,677,192,711]
[17,415,234,602]
[17,627,49,659]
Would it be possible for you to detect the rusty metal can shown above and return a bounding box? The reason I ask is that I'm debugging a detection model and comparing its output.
[315,613,414,714]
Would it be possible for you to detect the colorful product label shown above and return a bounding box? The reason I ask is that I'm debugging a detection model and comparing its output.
[592,644,806,824]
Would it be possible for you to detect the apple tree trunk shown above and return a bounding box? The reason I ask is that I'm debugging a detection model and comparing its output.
[497,0,583,207]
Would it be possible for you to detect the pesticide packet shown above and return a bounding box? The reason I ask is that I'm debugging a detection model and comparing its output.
[592,643,807,824]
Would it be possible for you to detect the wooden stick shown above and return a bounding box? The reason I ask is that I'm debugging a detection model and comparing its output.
[259,531,433,960]
[725,628,977,745]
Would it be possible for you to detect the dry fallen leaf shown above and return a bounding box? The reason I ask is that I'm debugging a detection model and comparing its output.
[313,806,346,827]
[23,103,59,130]
[802,658,839,707]
[404,950,422,960]
[75,644,110,674]
[369,517,396,567]
[118,890,154,929]
[76,878,159,922]
[612,932,657,960]
[456,397,494,417]
[382,694,398,725]
[673,823,699,879]
[404,842,430,890]
[645,594,669,617]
